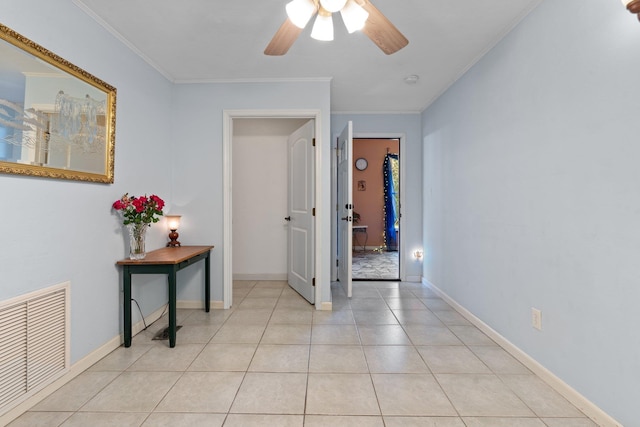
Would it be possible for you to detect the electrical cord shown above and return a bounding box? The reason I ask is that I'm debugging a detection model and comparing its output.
[131,298,168,331]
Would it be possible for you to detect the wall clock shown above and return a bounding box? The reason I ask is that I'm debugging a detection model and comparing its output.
[355,158,368,171]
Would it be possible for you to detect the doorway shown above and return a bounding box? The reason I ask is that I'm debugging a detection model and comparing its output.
[352,138,400,280]
[223,110,323,309]
[231,118,308,281]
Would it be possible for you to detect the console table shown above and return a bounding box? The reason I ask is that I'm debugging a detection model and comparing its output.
[117,245,214,348]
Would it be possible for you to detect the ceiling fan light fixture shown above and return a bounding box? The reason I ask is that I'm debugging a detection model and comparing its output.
[286,0,317,28]
[340,0,369,33]
[319,0,348,13]
[267,0,408,56]
[311,12,334,41]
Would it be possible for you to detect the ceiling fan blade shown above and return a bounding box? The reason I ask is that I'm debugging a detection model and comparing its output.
[264,18,304,56]
[358,0,408,55]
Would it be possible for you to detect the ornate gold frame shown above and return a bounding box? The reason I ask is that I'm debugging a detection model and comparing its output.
[0,23,116,183]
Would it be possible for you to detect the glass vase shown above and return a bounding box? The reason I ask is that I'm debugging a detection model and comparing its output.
[127,223,148,260]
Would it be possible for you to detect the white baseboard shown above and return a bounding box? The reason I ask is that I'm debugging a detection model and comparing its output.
[405,275,422,283]
[177,300,225,310]
[233,273,287,281]
[319,301,332,311]
[422,278,622,427]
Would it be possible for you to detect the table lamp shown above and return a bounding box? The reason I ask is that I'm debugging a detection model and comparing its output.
[166,215,181,247]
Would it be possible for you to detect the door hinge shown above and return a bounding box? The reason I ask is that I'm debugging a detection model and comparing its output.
[312,138,316,147]
[312,278,316,287]
[336,259,339,267]
[312,208,316,216]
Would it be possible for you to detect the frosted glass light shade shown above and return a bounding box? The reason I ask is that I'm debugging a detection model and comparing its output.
[319,0,348,13]
[166,215,181,231]
[340,0,369,33]
[286,0,317,28]
[311,14,334,41]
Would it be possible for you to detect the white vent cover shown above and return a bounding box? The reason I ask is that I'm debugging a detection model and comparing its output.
[0,282,70,415]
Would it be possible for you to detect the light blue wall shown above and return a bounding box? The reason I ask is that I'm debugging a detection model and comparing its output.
[1,1,332,372]
[170,81,332,304]
[331,113,423,280]
[422,0,639,424]
[1,0,174,363]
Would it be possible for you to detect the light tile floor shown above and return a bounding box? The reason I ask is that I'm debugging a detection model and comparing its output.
[9,281,599,427]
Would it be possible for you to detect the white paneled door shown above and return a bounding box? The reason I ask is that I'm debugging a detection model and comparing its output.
[287,120,315,304]
[337,122,353,298]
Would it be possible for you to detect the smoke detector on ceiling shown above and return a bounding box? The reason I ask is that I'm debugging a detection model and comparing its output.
[404,75,419,85]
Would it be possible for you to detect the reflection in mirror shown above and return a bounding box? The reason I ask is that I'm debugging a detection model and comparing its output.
[0,23,116,183]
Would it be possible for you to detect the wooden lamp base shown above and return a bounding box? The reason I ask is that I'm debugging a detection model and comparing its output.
[167,230,181,247]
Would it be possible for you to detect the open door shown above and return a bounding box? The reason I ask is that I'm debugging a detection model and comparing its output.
[287,120,315,303]
[351,138,401,280]
[337,122,353,297]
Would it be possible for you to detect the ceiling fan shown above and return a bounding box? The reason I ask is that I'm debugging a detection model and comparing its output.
[264,0,408,56]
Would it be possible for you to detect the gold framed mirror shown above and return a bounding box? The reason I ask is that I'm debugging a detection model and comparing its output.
[0,23,116,183]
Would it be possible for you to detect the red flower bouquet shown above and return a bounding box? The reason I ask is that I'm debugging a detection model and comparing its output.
[112,193,165,225]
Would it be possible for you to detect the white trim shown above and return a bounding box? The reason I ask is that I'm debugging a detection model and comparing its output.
[210,301,225,310]
[72,0,175,82]
[175,77,332,85]
[337,132,407,281]
[223,111,233,309]
[332,110,422,115]
[330,138,338,282]
[177,300,224,310]
[223,110,323,310]
[423,278,623,427]
[319,301,333,311]
[404,275,422,283]
[232,274,287,281]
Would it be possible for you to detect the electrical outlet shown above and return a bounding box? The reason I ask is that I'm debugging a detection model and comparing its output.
[531,308,542,330]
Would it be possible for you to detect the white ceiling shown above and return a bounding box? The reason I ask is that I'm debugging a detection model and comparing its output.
[74,0,542,113]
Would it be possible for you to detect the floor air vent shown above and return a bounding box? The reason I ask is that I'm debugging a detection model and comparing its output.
[0,282,70,415]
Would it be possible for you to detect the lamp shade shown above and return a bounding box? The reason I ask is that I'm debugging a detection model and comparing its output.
[166,215,181,231]
[311,13,334,41]
[340,0,369,33]
[286,0,317,28]
[319,0,348,13]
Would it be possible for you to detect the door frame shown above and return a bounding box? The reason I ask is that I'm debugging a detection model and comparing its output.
[331,132,407,282]
[223,109,323,309]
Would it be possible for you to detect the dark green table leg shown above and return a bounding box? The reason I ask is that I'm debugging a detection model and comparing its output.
[123,266,132,347]
[205,252,211,312]
[168,266,177,348]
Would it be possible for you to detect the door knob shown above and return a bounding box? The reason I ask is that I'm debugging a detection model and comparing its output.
[284,216,291,221]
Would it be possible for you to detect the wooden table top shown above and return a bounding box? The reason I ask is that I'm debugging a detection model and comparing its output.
[116,245,214,265]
